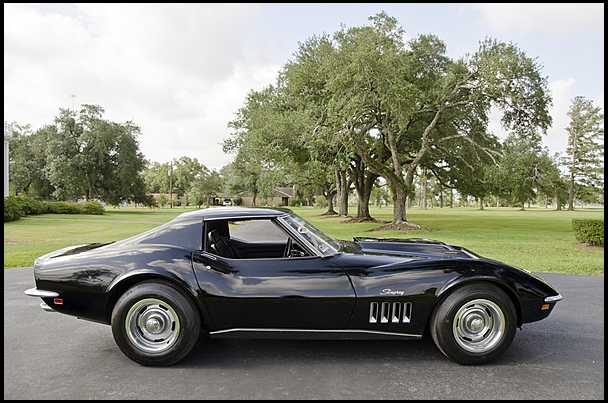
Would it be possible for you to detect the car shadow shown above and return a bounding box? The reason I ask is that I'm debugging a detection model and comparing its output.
[174,333,547,369]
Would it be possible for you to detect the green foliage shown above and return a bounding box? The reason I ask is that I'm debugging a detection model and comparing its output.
[314,195,328,208]
[7,123,55,198]
[187,170,222,207]
[288,198,302,207]
[7,105,147,205]
[224,12,553,224]
[13,196,48,215]
[563,96,604,208]
[4,197,24,222]
[492,134,560,209]
[45,201,104,215]
[140,195,158,208]
[572,219,604,246]
[3,196,104,222]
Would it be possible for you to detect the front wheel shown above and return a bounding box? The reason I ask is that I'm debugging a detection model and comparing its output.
[430,283,517,365]
[111,281,200,366]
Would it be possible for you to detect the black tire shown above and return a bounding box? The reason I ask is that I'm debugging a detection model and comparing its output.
[430,282,517,365]
[111,281,201,366]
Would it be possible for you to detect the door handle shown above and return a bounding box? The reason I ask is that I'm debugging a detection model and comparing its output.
[203,264,233,274]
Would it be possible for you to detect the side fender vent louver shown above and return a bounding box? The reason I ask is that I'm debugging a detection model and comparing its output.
[369,301,412,324]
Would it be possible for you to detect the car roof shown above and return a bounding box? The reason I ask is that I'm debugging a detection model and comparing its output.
[175,207,291,221]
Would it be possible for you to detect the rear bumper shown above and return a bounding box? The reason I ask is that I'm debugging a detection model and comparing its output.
[24,288,59,298]
[25,288,59,312]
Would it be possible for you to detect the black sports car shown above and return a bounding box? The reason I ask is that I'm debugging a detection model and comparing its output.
[25,207,562,366]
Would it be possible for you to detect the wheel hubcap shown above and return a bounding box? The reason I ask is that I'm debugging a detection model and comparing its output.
[125,298,181,354]
[452,298,505,353]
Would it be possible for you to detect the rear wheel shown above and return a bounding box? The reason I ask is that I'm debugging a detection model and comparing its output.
[430,283,517,365]
[111,281,200,366]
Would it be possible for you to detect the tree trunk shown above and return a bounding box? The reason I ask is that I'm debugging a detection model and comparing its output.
[392,185,407,224]
[479,196,484,210]
[335,168,350,216]
[350,156,376,220]
[450,189,454,208]
[324,191,337,215]
[439,190,444,208]
[356,180,373,219]
[568,174,575,210]
[252,191,257,207]
[421,172,427,210]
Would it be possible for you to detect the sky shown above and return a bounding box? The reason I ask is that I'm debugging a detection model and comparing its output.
[4,3,604,170]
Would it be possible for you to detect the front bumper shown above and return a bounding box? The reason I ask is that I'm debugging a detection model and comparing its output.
[544,294,563,303]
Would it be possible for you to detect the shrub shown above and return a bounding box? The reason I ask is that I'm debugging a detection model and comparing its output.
[46,201,104,215]
[3,196,24,222]
[14,196,49,215]
[3,196,104,222]
[572,219,604,246]
[79,201,105,215]
[313,195,327,208]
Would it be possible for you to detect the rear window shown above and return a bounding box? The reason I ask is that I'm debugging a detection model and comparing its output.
[121,217,202,251]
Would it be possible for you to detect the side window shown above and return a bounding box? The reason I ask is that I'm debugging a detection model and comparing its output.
[204,218,311,259]
[229,219,288,243]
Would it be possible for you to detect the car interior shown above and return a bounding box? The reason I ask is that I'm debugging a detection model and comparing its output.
[204,219,310,259]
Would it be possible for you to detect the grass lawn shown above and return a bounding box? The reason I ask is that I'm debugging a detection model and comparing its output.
[3,206,604,275]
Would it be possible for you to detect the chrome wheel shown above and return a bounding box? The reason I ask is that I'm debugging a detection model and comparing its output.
[452,298,505,353]
[125,298,181,354]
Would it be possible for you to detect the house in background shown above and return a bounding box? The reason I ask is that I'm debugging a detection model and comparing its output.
[239,186,295,207]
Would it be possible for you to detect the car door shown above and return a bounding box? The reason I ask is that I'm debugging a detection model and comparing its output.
[191,218,355,332]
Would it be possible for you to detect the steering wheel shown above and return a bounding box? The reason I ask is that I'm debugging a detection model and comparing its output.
[283,237,293,258]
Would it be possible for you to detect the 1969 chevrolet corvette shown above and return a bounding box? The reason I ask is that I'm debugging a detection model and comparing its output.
[25,207,562,366]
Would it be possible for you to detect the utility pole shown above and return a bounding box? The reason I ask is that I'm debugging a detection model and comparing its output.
[169,160,173,208]
[4,122,9,198]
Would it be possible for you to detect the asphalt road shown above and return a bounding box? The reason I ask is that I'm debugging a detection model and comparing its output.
[4,268,604,399]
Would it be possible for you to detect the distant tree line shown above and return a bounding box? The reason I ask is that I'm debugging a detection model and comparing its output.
[7,14,603,214]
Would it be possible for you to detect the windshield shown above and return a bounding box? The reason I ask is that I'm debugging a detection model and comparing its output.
[279,214,340,256]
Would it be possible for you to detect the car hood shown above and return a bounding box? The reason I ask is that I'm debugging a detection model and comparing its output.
[344,237,480,260]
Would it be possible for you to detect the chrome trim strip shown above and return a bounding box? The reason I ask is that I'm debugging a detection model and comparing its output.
[380,302,390,323]
[24,288,59,298]
[402,302,412,323]
[369,302,378,323]
[460,249,480,259]
[40,301,55,312]
[203,214,283,221]
[391,302,401,323]
[276,216,324,258]
[209,328,422,338]
[544,294,563,303]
